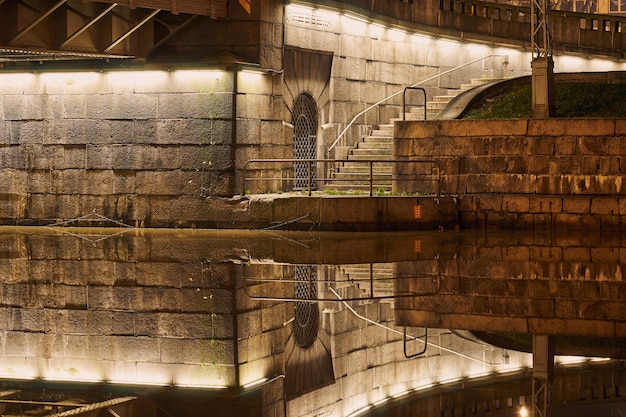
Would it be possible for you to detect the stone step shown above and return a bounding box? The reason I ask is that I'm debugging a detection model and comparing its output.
[427,101,448,110]
[326,76,501,191]
[347,154,394,160]
[333,172,392,180]
[432,95,458,102]
[351,143,393,155]
[357,140,394,149]
[337,160,393,173]
[363,136,393,144]
[403,112,424,121]
[340,264,395,295]
[324,184,392,191]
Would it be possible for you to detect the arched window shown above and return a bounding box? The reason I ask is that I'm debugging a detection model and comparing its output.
[291,94,318,190]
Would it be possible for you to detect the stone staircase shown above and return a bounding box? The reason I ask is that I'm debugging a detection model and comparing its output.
[324,77,499,193]
[425,77,500,120]
[325,125,395,192]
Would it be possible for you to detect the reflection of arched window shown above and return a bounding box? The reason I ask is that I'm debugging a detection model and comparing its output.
[291,94,318,190]
[293,265,319,349]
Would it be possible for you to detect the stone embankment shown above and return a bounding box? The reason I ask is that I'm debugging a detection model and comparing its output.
[395,118,626,231]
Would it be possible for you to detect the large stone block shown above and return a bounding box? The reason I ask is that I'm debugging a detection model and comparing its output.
[2,95,45,121]
[156,119,232,146]
[85,93,159,120]
[158,92,233,119]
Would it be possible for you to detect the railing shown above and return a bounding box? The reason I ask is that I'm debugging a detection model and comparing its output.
[403,87,427,121]
[242,158,441,196]
[326,54,507,156]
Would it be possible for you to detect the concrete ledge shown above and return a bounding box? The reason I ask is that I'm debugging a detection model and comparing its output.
[239,195,460,231]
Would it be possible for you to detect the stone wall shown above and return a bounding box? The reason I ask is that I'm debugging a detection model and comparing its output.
[0,69,288,227]
[395,118,626,231]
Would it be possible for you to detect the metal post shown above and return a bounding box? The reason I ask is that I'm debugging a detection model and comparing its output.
[369,162,373,196]
[532,334,554,417]
[531,0,555,118]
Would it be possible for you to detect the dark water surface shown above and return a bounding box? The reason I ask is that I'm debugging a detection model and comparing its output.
[0,226,623,416]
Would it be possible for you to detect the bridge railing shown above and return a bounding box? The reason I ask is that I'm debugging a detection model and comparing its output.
[242,158,441,196]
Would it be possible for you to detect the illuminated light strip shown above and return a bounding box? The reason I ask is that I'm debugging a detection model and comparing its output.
[242,377,268,389]
[174,383,228,389]
[42,377,103,384]
[108,380,172,387]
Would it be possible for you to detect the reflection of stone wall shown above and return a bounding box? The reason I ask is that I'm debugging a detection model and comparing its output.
[395,118,626,231]
[0,231,289,391]
[394,232,626,338]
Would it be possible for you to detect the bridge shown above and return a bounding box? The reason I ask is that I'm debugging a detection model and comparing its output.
[2,0,626,66]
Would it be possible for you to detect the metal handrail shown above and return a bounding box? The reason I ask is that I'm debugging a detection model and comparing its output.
[242,158,441,196]
[327,54,505,155]
[403,87,427,121]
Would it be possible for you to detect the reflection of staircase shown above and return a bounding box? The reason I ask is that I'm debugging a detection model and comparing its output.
[334,263,395,303]
[324,77,500,193]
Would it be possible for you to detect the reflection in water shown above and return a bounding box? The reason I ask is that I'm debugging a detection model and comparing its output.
[0,227,622,416]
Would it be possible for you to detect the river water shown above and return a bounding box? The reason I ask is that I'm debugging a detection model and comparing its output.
[0,226,623,416]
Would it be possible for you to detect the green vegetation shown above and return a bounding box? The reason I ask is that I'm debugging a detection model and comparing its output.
[461,83,626,119]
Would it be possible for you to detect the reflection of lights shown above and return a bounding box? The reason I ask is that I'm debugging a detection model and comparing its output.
[519,406,529,417]
[373,397,389,406]
[242,377,268,389]
[391,390,410,398]
[467,371,491,379]
[346,405,372,417]
[556,355,587,364]
[498,367,525,374]
[440,377,463,384]
[415,383,435,391]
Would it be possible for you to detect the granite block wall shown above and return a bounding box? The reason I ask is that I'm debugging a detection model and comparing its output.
[395,118,626,231]
[0,69,288,227]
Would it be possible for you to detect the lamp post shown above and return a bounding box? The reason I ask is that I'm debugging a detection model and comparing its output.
[531,0,556,118]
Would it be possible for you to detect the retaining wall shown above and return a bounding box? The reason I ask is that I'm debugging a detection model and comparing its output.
[395,118,626,231]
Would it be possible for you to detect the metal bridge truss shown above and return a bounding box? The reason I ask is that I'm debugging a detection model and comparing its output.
[0,0,226,65]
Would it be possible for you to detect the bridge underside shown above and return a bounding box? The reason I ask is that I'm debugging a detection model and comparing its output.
[0,0,234,69]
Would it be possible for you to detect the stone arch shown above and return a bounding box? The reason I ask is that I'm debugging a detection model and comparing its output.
[283,47,333,190]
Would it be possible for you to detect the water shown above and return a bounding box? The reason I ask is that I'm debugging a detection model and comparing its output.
[0,226,623,416]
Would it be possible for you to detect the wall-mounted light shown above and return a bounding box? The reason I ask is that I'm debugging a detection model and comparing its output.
[242,377,268,389]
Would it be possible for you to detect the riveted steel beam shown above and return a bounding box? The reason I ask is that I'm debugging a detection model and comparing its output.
[59,3,118,49]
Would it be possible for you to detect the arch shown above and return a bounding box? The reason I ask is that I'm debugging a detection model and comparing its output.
[291,93,319,190]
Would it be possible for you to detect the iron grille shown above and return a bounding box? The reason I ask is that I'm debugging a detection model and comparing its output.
[292,94,318,190]
[293,265,319,349]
